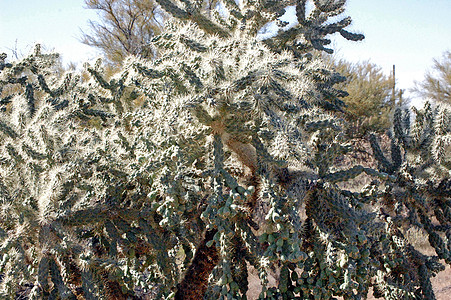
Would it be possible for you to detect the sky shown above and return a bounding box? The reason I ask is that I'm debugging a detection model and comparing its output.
[0,0,100,64]
[1,0,450,105]
[329,0,451,106]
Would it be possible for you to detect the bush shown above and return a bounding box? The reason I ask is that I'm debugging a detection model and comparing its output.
[0,1,450,299]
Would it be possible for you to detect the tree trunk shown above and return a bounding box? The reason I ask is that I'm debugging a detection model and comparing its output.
[175,230,219,300]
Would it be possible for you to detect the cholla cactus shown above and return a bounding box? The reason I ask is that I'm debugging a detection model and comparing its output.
[0,1,449,300]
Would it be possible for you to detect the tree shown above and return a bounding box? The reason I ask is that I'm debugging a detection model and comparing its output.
[413,50,451,104]
[82,0,165,65]
[0,1,450,300]
[329,59,404,137]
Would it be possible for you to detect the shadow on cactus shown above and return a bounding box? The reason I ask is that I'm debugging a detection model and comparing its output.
[0,1,450,299]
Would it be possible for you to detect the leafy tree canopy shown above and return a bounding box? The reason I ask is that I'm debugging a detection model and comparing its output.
[327,59,405,137]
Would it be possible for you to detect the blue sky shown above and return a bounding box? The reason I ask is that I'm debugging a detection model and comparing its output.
[1,0,450,104]
[330,0,451,105]
[0,0,100,63]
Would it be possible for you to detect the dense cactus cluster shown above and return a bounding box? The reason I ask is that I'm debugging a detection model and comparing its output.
[0,1,450,299]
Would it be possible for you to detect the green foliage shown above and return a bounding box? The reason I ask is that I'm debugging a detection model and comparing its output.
[413,50,451,104]
[327,58,403,137]
[0,1,450,299]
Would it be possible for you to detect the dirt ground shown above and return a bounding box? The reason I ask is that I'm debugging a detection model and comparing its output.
[425,263,451,300]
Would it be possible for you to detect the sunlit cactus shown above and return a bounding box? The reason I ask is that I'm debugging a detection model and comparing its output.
[0,1,450,299]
